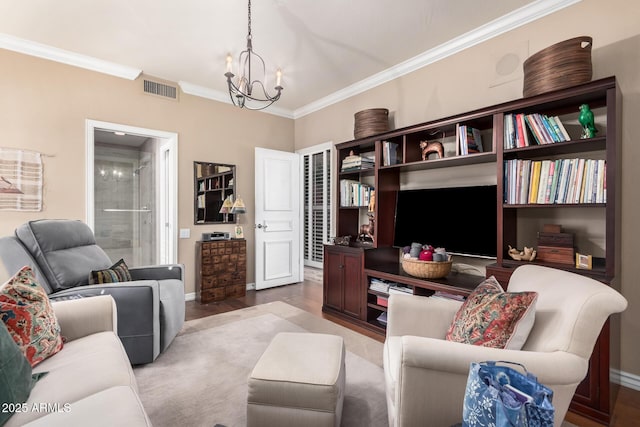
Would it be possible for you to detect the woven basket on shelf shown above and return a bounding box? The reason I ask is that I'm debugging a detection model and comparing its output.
[523,36,593,98]
[354,108,389,139]
[401,257,453,279]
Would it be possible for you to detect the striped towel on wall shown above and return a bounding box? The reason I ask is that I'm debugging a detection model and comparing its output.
[0,148,43,211]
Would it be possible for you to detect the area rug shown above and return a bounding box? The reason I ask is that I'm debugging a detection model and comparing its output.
[133,301,387,427]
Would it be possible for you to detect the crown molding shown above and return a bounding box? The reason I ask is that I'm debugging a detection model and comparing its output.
[0,33,142,80]
[178,81,294,119]
[292,0,581,119]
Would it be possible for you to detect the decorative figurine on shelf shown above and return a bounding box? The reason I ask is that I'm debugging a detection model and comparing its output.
[358,213,375,244]
[508,245,537,261]
[578,103,598,139]
[333,236,351,246]
[368,190,376,213]
[419,140,444,160]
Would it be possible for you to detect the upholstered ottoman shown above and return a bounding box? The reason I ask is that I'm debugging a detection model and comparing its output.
[247,332,346,427]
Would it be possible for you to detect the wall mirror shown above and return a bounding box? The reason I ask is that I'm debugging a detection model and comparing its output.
[194,162,236,224]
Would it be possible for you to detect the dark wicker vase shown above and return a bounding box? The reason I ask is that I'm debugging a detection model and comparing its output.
[354,108,389,139]
[523,36,593,97]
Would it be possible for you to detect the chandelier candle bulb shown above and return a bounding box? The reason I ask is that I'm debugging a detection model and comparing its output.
[276,69,282,87]
[226,55,233,73]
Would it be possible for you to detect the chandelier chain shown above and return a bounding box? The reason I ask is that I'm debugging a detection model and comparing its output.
[247,0,252,41]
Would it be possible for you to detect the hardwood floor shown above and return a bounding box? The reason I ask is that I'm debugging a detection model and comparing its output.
[185,269,639,426]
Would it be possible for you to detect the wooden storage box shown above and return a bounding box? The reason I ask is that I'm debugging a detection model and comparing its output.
[537,232,574,247]
[537,245,575,265]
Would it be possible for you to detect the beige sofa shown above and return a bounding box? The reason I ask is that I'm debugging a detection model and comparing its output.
[5,295,151,427]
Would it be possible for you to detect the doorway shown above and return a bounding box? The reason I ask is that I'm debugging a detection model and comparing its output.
[298,142,334,269]
[85,120,178,265]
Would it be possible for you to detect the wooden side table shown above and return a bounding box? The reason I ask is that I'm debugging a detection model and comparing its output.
[196,239,247,303]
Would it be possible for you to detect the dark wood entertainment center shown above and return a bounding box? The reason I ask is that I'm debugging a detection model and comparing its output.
[323,77,620,424]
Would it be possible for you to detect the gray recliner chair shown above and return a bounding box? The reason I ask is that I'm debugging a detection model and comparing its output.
[0,219,185,365]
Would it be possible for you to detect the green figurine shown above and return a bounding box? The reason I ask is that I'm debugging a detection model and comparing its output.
[578,104,597,139]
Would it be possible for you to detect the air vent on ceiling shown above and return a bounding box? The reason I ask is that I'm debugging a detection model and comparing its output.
[141,76,179,101]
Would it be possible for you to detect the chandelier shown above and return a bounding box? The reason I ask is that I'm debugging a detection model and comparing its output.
[225,0,283,110]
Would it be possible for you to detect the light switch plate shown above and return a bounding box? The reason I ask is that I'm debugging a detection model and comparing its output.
[179,228,190,239]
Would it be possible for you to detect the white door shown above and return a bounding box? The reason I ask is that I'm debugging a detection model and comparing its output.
[255,147,302,290]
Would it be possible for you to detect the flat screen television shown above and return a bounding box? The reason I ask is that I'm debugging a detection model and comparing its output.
[393,185,497,258]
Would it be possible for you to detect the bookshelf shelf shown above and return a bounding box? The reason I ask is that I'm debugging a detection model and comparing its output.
[193,162,236,224]
[367,302,387,312]
[503,202,605,208]
[503,137,607,158]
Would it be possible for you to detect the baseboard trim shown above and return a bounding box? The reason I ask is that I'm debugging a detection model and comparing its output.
[184,283,255,301]
[611,368,640,391]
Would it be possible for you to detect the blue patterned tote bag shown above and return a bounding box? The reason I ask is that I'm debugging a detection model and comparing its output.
[462,361,555,427]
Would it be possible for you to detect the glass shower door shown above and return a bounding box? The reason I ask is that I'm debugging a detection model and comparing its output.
[93,145,156,267]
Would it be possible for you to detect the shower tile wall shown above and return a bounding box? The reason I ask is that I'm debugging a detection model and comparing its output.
[94,142,155,267]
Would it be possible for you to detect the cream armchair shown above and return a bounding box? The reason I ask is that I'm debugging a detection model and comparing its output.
[383,265,627,427]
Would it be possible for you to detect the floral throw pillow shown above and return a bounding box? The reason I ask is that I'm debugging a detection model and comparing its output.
[445,276,537,350]
[89,258,132,284]
[0,266,64,366]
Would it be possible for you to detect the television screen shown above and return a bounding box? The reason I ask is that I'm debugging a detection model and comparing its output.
[393,185,497,258]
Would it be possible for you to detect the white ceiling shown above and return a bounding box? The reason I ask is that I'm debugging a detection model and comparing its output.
[0,0,579,118]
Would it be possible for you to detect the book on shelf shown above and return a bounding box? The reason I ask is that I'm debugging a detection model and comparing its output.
[519,160,531,204]
[369,278,390,294]
[376,296,388,307]
[565,159,579,203]
[458,125,483,155]
[503,116,514,149]
[339,179,374,207]
[524,114,544,145]
[341,151,374,171]
[504,158,606,205]
[431,291,465,302]
[515,114,529,147]
[376,312,388,325]
[382,141,399,166]
[505,112,572,148]
[536,160,551,204]
[555,117,572,141]
[528,161,542,204]
[548,160,561,204]
[388,284,413,295]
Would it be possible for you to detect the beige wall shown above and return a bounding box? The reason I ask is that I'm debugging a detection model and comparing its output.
[0,49,295,293]
[294,0,640,377]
